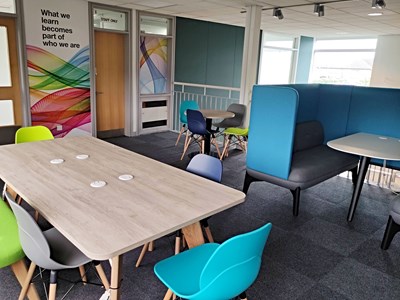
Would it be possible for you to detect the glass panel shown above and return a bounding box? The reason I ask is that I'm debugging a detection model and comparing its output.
[140,15,170,36]
[259,48,293,84]
[314,39,377,50]
[0,100,14,126]
[310,51,375,86]
[139,36,168,94]
[0,26,12,87]
[0,0,15,13]
[93,8,127,31]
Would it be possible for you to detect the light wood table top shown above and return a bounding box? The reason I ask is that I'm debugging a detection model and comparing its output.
[328,132,400,161]
[0,136,245,260]
[199,109,235,119]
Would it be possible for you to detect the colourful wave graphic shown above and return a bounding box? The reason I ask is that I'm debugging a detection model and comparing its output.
[139,37,168,94]
[27,45,90,89]
[27,45,91,137]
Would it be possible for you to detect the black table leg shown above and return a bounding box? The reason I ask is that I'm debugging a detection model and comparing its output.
[204,118,212,155]
[347,156,371,222]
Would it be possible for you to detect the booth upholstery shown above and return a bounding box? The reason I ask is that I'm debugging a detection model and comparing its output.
[244,84,400,215]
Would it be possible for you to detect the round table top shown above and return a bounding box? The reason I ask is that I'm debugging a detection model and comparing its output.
[199,109,235,119]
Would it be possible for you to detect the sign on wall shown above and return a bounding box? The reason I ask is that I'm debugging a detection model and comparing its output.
[23,0,91,137]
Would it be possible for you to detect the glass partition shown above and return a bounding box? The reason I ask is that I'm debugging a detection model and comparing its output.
[0,0,15,14]
[0,26,11,87]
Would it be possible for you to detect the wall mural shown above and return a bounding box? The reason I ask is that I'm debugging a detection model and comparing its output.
[139,36,168,95]
[24,0,91,137]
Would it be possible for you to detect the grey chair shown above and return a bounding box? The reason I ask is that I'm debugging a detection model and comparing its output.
[5,192,110,300]
[213,103,246,130]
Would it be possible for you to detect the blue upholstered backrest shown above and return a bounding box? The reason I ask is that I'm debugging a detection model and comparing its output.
[247,86,298,180]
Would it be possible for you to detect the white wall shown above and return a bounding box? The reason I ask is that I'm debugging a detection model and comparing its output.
[370,35,400,88]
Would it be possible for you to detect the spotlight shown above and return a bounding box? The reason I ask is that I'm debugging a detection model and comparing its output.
[372,0,386,9]
[273,8,284,20]
[314,4,325,17]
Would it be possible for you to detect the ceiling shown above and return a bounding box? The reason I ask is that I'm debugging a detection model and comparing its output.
[1,0,399,38]
[91,0,400,38]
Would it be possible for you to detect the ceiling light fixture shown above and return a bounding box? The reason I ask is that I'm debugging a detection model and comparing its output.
[368,12,383,16]
[372,0,386,9]
[273,8,284,20]
[314,4,325,17]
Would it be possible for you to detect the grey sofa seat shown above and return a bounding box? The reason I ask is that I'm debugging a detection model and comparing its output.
[244,121,360,216]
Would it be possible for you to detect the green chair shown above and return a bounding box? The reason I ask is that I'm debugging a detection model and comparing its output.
[220,127,249,160]
[15,125,54,144]
[154,223,272,300]
[14,125,54,218]
[0,196,39,300]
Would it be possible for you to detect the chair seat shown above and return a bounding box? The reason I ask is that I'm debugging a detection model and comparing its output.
[44,228,91,268]
[224,127,248,136]
[154,243,219,297]
[0,200,25,268]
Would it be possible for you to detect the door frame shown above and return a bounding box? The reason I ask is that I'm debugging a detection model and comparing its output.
[89,3,133,137]
[0,0,31,126]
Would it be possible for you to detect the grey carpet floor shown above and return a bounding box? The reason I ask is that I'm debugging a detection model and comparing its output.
[1,130,400,299]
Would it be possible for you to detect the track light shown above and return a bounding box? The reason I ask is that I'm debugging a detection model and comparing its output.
[314,4,325,17]
[273,8,284,20]
[372,0,386,9]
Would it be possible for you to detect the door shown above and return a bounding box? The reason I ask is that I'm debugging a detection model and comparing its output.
[0,16,22,125]
[94,30,125,138]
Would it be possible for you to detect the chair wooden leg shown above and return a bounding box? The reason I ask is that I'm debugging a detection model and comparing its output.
[149,240,154,251]
[18,262,37,300]
[175,231,182,255]
[135,242,150,267]
[48,271,57,300]
[79,265,87,285]
[212,138,221,158]
[220,135,231,160]
[34,210,40,222]
[180,136,192,160]
[175,125,185,146]
[200,219,214,242]
[201,139,205,154]
[164,289,173,300]
[94,261,110,290]
[11,260,39,300]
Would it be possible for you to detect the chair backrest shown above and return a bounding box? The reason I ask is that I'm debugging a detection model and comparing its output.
[187,109,207,135]
[5,192,61,270]
[186,154,223,183]
[218,104,246,128]
[0,197,25,268]
[0,125,21,146]
[15,125,54,144]
[180,101,199,124]
[196,223,272,299]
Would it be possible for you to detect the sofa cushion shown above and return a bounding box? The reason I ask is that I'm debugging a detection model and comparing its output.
[293,121,324,152]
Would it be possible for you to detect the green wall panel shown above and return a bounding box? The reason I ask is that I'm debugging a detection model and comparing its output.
[175,17,244,88]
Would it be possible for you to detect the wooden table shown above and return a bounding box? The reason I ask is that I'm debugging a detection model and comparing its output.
[328,133,400,221]
[0,136,245,300]
[199,109,234,154]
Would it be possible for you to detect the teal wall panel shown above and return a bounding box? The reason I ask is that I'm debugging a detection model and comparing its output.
[175,17,244,88]
[295,36,314,84]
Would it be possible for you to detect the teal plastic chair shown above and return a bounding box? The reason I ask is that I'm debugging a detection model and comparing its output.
[154,223,272,300]
[0,194,40,299]
[175,100,199,146]
[15,125,54,144]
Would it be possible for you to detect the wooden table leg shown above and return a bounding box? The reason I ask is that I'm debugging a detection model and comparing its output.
[181,221,205,248]
[110,255,123,300]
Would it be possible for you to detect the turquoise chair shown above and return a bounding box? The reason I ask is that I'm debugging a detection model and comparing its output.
[154,223,272,300]
[175,100,199,146]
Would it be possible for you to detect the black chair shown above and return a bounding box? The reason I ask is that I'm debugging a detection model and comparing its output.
[213,103,246,131]
[381,196,400,250]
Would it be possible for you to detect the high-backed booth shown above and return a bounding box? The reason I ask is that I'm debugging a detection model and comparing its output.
[244,84,400,215]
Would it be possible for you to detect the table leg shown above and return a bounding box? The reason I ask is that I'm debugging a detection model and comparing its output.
[110,255,123,300]
[204,118,212,155]
[347,156,371,222]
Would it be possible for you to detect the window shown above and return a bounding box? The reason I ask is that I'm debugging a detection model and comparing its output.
[258,34,297,84]
[93,8,127,31]
[310,39,377,86]
[140,15,171,36]
[0,0,15,13]
[0,26,12,87]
